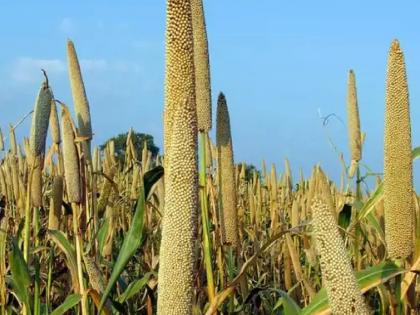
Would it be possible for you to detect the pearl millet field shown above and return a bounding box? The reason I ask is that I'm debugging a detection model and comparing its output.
[0,1,419,315]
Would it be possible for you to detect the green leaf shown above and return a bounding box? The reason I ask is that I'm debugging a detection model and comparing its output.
[338,204,352,230]
[97,218,110,257]
[376,284,391,315]
[9,239,32,313]
[34,257,41,315]
[412,145,420,160]
[48,230,79,291]
[365,211,385,244]
[99,168,150,311]
[118,272,155,303]
[356,182,383,221]
[143,165,164,198]
[272,290,301,315]
[10,240,31,287]
[301,261,405,315]
[50,294,81,315]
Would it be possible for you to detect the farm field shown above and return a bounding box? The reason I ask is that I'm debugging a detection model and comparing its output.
[0,1,419,314]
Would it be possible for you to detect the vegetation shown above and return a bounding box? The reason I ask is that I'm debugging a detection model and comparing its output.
[0,1,419,314]
[99,131,159,164]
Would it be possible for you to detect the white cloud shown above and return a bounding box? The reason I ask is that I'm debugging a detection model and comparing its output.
[59,17,76,34]
[11,57,66,83]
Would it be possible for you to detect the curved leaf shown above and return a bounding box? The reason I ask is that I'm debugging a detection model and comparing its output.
[301,261,405,315]
[356,182,383,221]
[272,289,301,315]
[9,239,32,313]
[48,230,79,291]
[97,218,110,257]
[99,168,150,311]
[144,165,164,198]
[50,294,81,315]
[118,272,156,303]
[412,145,420,160]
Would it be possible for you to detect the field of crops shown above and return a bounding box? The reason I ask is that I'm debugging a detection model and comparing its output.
[0,1,419,315]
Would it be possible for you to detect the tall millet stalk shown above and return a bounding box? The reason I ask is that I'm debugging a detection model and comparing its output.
[67,39,93,163]
[384,40,414,260]
[216,92,239,247]
[61,106,88,315]
[158,0,198,314]
[311,168,370,314]
[192,0,215,303]
[347,69,362,179]
[24,76,52,261]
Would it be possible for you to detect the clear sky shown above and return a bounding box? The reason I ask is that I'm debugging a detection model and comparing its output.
[0,1,419,189]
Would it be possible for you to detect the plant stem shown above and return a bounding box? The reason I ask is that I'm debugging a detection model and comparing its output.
[23,166,34,262]
[354,165,362,271]
[34,257,40,315]
[72,202,88,315]
[199,131,216,304]
[46,247,53,312]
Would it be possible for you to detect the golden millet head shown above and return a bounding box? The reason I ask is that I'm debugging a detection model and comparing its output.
[29,78,52,158]
[7,153,20,203]
[191,0,212,131]
[311,197,370,314]
[97,165,117,216]
[158,97,198,315]
[163,0,196,171]
[48,175,64,230]
[216,92,239,246]
[347,69,362,178]
[83,255,105,294]
[384,39,414,259]
[61,106,81,203]
[67,39,92,162]
[67,39,92,139]
[8,126,17,157]
[50,99,61,145]
[291,197,300,227]
[31,155,44,207]
[216,93,230,145]
[0,167,6,197]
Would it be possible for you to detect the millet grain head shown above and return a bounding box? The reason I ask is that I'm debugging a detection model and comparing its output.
[50,99,61,145]
[17,145,24,176]
[97,165,117,216]
[8,154,20,203]
[191,0,212,131]
[83,255,105,294]
[347,70,362,162]
[67,39,92,161]
[163,0,196,173]
[383,39,414,259]
[216,92,239,247]
[158,3,198,311]
[311,197,370,314]
[9,126,17,157]
[29,79,52,158]
[347,70,362,178]
[61,107,81,203]
[48,175,64,230]
[28,78,52,207]
[0,167,6,198]
[158,97,198,315]
[31,155,43,207]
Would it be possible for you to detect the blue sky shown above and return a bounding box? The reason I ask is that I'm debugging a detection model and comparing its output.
[0,1,419,189]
